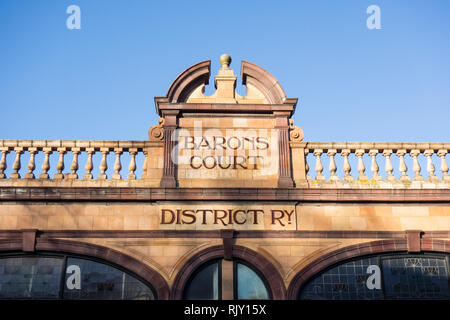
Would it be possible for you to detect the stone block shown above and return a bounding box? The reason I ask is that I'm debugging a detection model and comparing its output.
[93,217,108,229]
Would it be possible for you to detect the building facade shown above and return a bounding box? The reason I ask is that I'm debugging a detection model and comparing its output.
[0,55,449,300]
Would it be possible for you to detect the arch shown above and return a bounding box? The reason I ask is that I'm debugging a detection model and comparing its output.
[0,238,170,300]
[165,60,211,103]
[240,60,287,104]
[287,239,450,300]
[171,245,286,300]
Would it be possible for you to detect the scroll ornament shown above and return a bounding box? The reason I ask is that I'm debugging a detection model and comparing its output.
[289,119,304,142]
[148,118,165,141]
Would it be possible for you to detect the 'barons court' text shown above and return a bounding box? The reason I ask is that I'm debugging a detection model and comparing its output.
[181,135,270,170]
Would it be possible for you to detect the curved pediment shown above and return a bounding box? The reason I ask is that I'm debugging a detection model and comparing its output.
[155,55,296,107]
[165,60,211,103]
[240,60,287,104]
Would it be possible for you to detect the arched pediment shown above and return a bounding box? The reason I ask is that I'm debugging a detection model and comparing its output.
[165,60,211,103]
[240,60,287,104]
[155,56,296,107]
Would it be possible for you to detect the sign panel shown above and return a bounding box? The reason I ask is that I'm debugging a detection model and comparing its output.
[174,119,279,187]
[157,202,296,231]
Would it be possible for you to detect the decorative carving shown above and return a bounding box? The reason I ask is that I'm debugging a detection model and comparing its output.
[289,119,304,142]
[148,118,165,141]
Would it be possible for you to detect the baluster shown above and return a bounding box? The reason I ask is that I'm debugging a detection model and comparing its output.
[127,148,138,180]
[304,149,311,180]
[369,149,381,181]
[68,148,80,179]
[112,148,123,180]
[0,148,9,179]
[382,149,395,181]
[24,147,38,179]
[410,149,424,181]
[84,148,95,179]
[54,147,66,180]
[98,148,109,180]
[142,150,148,179]
[313,149,324,180]
[437,149,449,181]
[327,149,338,181]
[396,149,410,181]
[424,149,437,182]
[355,149,367,180]
[341,149,352,181]
[39,148,52,179]
[10,147,23,179]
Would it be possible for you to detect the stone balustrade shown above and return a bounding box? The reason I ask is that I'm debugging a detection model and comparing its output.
[0,139,449,189]
[302,142,450,188]
[0,140,151,182]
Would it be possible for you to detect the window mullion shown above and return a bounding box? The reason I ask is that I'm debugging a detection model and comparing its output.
[221,259,234,300]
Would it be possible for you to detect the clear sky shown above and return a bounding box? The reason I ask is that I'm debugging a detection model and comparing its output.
[1,0,449,142]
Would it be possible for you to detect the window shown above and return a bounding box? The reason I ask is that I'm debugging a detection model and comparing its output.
[235,261,270,300]
[183,259,270,300]
[184,260,221,300]
[0,254,155,300]
[0,256,63,299]
[382,256,449,299]
[298,253,450,300]
[63,257,154,300]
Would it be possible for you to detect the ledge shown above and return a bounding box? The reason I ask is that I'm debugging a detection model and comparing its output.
[0,229,448,240]
[1,187,450,202]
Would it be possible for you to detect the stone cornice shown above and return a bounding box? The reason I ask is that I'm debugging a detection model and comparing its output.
[156,103,296,117]
[1,187,450,202]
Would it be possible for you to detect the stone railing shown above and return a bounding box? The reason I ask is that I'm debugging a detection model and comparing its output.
[302,142,450,188]
[0,140,449,189]
[0,140,152,184]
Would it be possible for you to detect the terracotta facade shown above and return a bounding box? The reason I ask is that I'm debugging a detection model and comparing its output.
[0,56,449,299]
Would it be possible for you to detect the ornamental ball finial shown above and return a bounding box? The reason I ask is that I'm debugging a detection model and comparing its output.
[219,54,231,69]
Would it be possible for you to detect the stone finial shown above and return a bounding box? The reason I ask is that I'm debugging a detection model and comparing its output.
[212,54,237,102]
[185,55,275,104]
[219,54,231,69]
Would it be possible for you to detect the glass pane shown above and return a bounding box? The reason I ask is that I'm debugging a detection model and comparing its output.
[0,256,63,299]
[382,256,450,299]
[236,263,269,300]
[184,261,219,300]
[63,257,154,300]
[299,256,382,300]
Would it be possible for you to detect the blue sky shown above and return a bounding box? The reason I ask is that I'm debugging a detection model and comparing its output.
[1,0,449,142]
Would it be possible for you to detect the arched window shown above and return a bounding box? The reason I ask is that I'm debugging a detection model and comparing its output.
[183,260,221,300]
[183,259,270,300]
[0,253,156,300]
[298,253,450,300]
[235,261,270,300]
